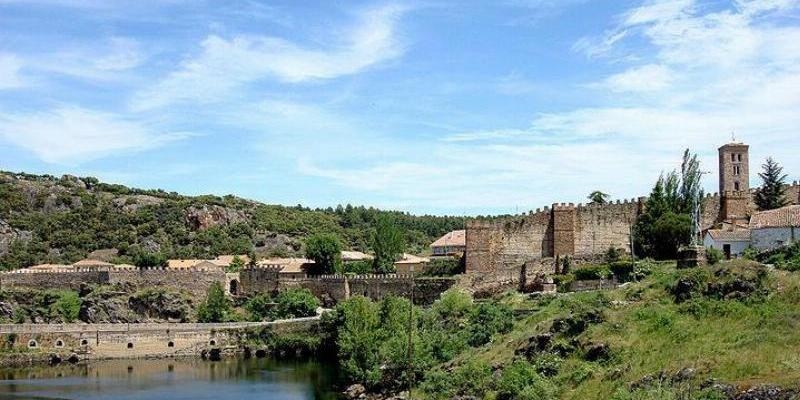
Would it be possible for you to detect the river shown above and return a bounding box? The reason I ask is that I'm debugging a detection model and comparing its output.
[0,358,342,400]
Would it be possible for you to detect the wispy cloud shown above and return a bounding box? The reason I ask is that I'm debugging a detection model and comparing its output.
[0,53,26,89]
[0,106,191,164]
[131,4,410,110]
[593,64,674,93]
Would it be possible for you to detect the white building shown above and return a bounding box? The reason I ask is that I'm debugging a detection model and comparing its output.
[703,229,751,259]
[749,205,800,251]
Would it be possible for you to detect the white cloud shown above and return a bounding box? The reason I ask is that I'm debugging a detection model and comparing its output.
[595,64,673,92]
[131,4,409,110]
[0,53,25,89]
[35,37,146,81]
[0,106,191,164]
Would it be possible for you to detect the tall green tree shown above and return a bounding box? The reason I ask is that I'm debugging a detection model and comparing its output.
[197,282,231,322]
[372,215,405,274]
[633,149,701,259]
[305,233,343,275]
[587,191,610,205]
[755,157,788,211]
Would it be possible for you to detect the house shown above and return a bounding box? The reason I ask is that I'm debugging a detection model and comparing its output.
[749,205,800,251]
[430,230,466,257]
[167,259,204,269]
[341,250,374,263]
[703,229,751,259]
[394,253,430,275]
[258,258,313,279]
[25,264,73,272]
[211,255,251,268]
[73,259,115,269]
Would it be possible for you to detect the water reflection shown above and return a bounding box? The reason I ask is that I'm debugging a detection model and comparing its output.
[0,358,341,400]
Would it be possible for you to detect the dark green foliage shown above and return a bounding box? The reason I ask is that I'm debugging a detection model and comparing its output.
[338,260,373,274]
[304,233,342,275]
[225,255,246,272]
[132,251,167,268]
[604,247,624,264]
[755,157,788,211]
[495,361,557,400]
[553,274,575,292]
[588,191,610,205]
[273,288,320,319]
[197,282,231,322]
[0,172,465,270]
[573,265,610,281]
[760,242,800,272]
[466,302,514,346]
[608,261,634,282]
[244,293,274,321]
[372,215,405,274]
[420,257,464,277]
[52,291,81,322]
[634,150,703,260]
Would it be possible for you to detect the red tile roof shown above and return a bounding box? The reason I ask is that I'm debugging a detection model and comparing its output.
[430,230,466,248]
[750,205,800,229]
[706,229,751,241]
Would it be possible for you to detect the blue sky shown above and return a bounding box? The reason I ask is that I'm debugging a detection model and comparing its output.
[1,0,799,215]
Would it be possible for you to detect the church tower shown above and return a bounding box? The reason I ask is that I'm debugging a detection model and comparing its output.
[718,142,750,224]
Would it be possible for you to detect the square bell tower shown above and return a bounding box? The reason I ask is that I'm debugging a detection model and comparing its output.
[718,142,750,224]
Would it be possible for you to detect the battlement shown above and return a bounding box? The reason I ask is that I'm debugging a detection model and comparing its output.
[722,190,750,198]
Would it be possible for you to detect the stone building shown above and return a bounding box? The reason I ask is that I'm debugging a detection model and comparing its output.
[430,230,466,257]
[749,205,800,251]
[464,141,799,291]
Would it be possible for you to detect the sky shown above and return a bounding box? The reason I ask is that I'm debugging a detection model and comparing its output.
[1,0,799,216]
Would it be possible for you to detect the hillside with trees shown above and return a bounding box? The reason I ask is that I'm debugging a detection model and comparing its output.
[0,171,466,270]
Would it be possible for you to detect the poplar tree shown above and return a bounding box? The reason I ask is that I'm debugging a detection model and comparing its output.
[755,157,788,211]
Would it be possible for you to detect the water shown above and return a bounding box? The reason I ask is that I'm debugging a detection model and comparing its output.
[0,358,342,400]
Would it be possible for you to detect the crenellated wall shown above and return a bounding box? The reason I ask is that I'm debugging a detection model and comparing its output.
[0,270,109,290]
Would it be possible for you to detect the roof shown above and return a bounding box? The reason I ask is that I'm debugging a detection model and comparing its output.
[395,253,430,264]
[341,250,374,261]
[258,258,314,274]
[705,229,751,241]
[73,259,114,267]
[211,255,251,266]
[26,264,73,271]
[167,259,203,269]
[749,205,800,229]
[430,230,466,248]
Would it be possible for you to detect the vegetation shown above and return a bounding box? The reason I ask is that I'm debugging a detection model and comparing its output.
[755,157,788,211]
[371,215,405,274]
[304,233,343,275]
[273,288,320,319]
[587,191,610,205]
[51,291,81,322]
[633,150,701,259]
[758,242,800,272]
[0,172,465,270]
[419,257,464,277]
[197,282,232,322]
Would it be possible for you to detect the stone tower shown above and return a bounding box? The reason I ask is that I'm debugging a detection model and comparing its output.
[718,142,750,224]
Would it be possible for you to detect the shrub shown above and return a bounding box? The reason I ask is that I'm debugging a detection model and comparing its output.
[609,261,635,282]
[495,361,557,400]
[573,265,610,281]
[604,247,624,264]
[339,260,373,274]
[197,282,231,322]
[466,302,513,346]
[304,233,343,275]
[52,291,81,322]
[553,274,574,292]
[273,288,320,319]
[421,257,463,277]
[421,360,493,399]
[706,247,724,265]
[431,288,473,322]
[742,246,759,261]
[244,293,274,321]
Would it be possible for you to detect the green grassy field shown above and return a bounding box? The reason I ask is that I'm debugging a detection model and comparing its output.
[420,260,800,399]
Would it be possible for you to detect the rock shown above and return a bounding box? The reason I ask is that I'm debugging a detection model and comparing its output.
[516,333,553,359]
[0,301,13,319]
[735,385,798,400]
[673,367,696,382]
[551,309,604,336]
[343,384,367,399]
[583,343,612,362]
[185,205,247,231]
[0,219,32,256]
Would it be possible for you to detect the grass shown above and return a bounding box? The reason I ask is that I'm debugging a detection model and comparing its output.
[419,259,800,399]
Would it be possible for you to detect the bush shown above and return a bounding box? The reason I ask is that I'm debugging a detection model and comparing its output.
[495,361,557,400]
[553,274,574,292]
[573,265,610,281]
[466,302,513,346]
[52,291,81,322]
[604,247,624,264]
[609,261,634,282]
[244,293,274,321]
[304,233,343,275]
[421,258,463,277]
[339,260,373,274]
[197,282,231,322]
[706,247,724,265]
[421,360,493,399]
[274,288,320,319]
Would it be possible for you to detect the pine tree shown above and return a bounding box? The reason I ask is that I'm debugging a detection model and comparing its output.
[755,157,788,211]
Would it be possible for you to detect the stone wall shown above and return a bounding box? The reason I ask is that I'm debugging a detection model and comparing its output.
[239,266,281,294]
[277,274,455,305]
[0,270,109,290]
[574,201,640,258]
[108,268,226,299]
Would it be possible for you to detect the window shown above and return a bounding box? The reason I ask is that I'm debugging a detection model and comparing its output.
[734,182,740,191]
[731,154,736,162]
[738,154,742,162]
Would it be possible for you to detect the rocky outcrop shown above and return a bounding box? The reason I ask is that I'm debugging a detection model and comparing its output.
[0,219,32,256]
[186,205,248,231]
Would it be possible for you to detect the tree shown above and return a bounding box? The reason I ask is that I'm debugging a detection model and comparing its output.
[197,282,231,322]
[372,215,405,274]
[52,291,81,322]
[305,233,343,275]
[226,255,246,272]
[274,288,320,319]
[755,157,788,211]
[132,251,167,268]
[587,191,610,205]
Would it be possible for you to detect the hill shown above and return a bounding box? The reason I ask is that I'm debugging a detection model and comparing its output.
[0,171,467,270]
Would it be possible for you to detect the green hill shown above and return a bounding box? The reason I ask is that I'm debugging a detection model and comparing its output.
[0,171,466,270]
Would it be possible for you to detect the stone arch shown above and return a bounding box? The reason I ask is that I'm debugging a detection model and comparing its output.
[55,339,65,348]
[229,279,239,295]
[28,340,38,349]
[209,339,217,346]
